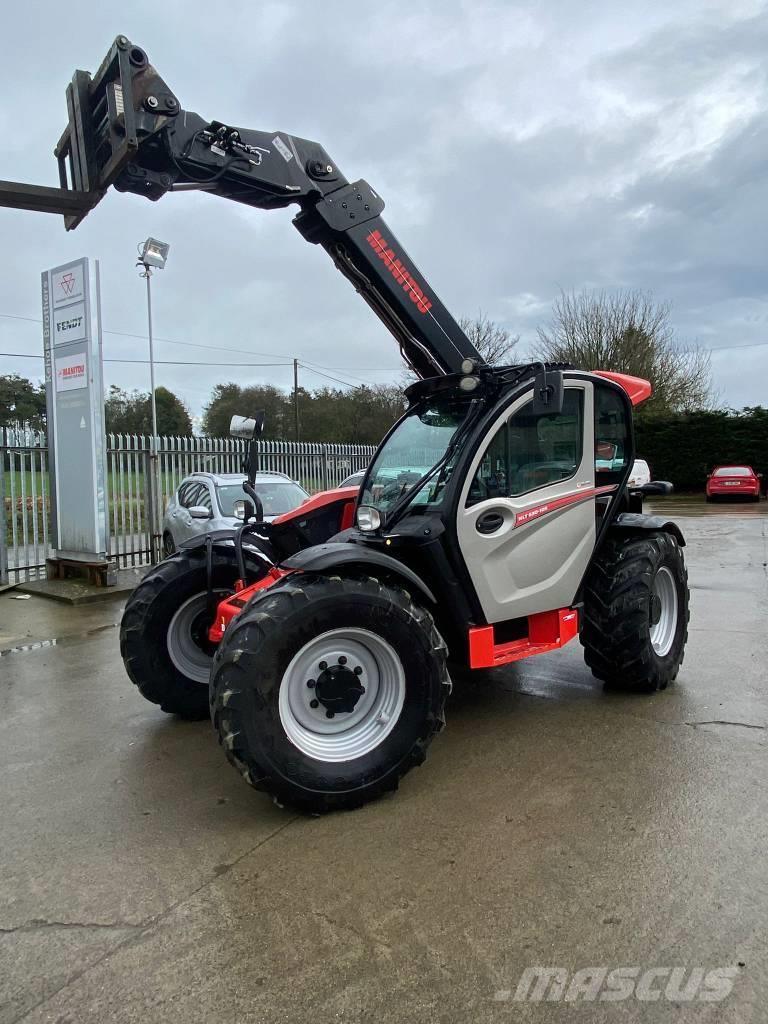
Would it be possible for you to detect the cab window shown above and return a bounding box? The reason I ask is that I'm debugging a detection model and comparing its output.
[594,385,630,485]
[467,389,584,505]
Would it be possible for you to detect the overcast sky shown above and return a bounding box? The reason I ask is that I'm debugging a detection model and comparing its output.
[1,0,766,423]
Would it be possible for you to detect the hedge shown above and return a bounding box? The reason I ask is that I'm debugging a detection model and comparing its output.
[634,408,768,491]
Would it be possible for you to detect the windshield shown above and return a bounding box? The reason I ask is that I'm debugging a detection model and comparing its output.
[216,482,308,517]
[362,394,474,515]
[713,466,751,477]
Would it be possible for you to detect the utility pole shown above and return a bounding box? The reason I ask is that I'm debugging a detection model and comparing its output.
[293,357,300,441]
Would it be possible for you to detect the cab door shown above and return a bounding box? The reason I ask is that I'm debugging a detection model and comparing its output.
[455,382,597,624]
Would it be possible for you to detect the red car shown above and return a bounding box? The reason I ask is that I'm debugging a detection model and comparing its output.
[706,465,761,502]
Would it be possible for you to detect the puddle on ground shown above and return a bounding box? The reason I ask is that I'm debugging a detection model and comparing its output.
[0,622,117,658]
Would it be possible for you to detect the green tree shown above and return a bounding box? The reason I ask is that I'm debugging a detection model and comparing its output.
[202,383,290,439]
[105,386,192,436]
[202,381,405,444]
[535,289,713,415]
[294,385,405,444]
[0,374,47,429]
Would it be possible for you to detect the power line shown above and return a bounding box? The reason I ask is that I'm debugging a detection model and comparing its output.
[0,352,292,367]
[298,357,395,386]
[0,311,395,379]
[0,312,292,362]
[707,341,768,352]
[297,363,363,389]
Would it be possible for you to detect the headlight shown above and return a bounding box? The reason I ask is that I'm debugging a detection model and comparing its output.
[356,505,382,532]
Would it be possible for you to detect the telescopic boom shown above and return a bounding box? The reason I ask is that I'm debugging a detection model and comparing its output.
[0,36,482,380]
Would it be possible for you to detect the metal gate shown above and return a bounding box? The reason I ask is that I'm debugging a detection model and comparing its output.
[1,426,374,584]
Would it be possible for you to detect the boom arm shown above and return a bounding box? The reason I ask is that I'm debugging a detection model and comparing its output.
[0,36,481,379]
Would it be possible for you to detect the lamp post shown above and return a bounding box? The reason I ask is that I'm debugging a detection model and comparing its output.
[137,237,170,561]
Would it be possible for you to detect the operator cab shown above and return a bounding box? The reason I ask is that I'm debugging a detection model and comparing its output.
[352,365,640,647]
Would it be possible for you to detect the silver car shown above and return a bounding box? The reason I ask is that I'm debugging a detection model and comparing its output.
[162,471,309,555]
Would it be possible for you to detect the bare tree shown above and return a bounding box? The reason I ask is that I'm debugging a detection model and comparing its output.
[459,311,519,366]
[536,289,713,414]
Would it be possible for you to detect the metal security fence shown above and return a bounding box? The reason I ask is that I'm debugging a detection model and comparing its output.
[0,425,51,584]
[1,426,374,584]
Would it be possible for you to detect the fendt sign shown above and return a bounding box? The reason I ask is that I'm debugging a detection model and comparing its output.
[42,257,108,564]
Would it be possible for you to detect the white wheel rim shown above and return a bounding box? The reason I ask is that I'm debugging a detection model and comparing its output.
[167,592,224,684]
[278,628,406,762]
[649,566,678,657]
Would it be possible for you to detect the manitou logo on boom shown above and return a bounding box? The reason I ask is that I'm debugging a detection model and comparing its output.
[366,230,432,314]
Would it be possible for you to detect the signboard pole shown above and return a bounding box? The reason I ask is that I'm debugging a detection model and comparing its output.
[144,269,162,562]
[42,257,110,581]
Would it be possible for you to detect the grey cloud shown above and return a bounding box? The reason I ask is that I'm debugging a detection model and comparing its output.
[1,0,766,417]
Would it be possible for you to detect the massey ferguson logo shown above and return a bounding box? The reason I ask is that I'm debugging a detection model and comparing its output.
[366,230,432,314]
[59,272,76,295]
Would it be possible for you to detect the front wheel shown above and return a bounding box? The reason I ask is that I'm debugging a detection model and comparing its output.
[210,574,451,813]
[581,530,689,693]
[120,546,267,718]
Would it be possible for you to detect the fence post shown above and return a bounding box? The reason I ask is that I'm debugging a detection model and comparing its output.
[321,446,330,490]
[144,442,159,565]
[0,428,8,586]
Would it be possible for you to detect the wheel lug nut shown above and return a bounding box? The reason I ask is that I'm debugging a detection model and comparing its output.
[354,666,362,675]
[338,655,347,665]
[309,699,319,709]
[319,661,327,671]
[326,710,335,719]
[307,679,315,688]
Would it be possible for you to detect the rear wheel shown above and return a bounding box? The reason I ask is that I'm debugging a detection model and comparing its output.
[163,531,176,557]
[120,546,267,719]
[581,530,689,693]
[210,574,451,813]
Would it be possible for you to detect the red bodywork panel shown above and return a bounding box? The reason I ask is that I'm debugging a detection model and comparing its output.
[207,486,359,644]
[468,608,580,669]
[272,486,358,527]
[208,567,291,643]
[592,371,652,406]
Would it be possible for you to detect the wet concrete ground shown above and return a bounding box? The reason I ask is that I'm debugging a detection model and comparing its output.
[1,508,766,1023]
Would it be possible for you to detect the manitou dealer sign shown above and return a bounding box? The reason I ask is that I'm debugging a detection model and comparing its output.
[42,257,108,562]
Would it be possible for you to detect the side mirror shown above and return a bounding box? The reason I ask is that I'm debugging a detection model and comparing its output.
[233,500,246,521]
[229,411,265,439]
[636,480,674,497]
[189,505,213,519]
[532,365,564,416]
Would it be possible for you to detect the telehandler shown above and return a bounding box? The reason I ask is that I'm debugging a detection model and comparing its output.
[0,37,689,812]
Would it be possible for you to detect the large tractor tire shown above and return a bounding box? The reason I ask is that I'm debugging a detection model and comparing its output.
[581,530,689,693]
[210,573,451,813]
[120,545,268,719]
